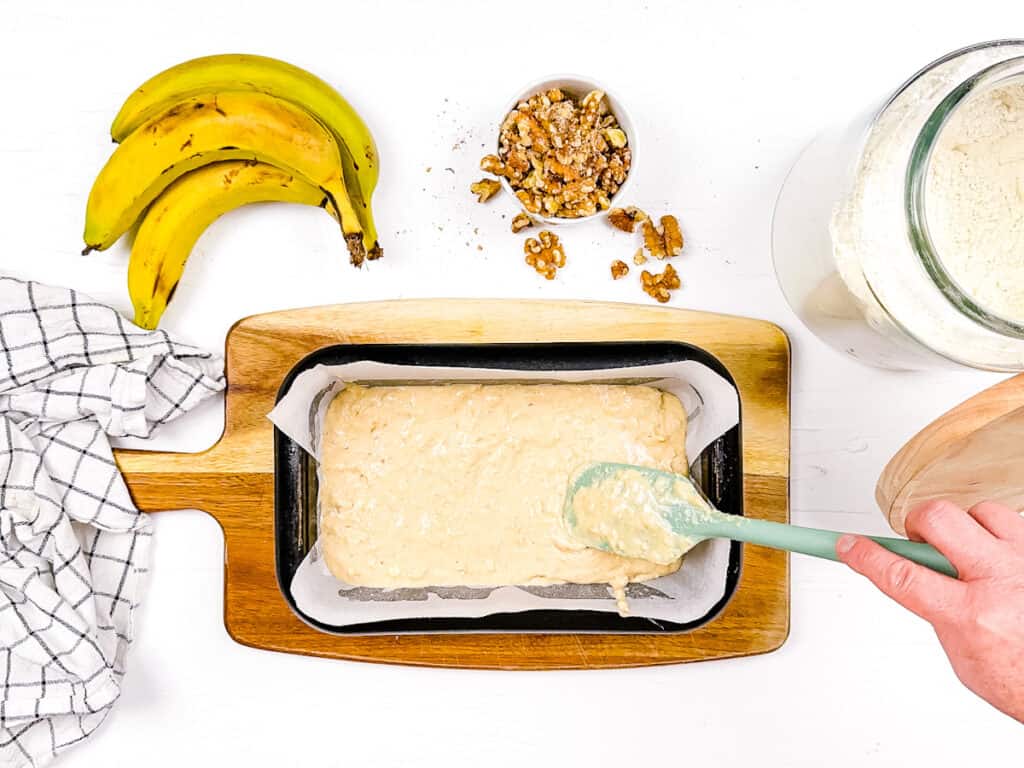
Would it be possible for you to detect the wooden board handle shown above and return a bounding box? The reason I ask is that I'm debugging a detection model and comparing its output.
[114,440,267,518]
[114,447,212,513]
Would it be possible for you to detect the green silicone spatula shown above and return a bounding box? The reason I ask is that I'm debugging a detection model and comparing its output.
[564,462,957,577]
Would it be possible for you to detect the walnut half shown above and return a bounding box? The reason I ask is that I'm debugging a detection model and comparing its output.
[641,263,681,303]
[642,215,684,259]
[607,206,649,233]
[470,178,502,203]
[511,212,534,233]
[524,230,566,280]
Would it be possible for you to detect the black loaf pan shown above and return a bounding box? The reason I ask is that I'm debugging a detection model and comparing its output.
[274,341,743,635]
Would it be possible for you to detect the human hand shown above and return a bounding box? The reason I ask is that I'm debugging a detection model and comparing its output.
[836,500,1024,723]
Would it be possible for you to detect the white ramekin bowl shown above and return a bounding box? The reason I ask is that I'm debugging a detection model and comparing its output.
[495,74,637,227]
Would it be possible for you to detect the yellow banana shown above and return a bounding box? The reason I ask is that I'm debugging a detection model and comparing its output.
[110,53,381,259]
[129,161,330,329]
[85,91,369,265]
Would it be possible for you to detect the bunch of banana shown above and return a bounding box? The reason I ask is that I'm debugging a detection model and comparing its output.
[85,54,381,329]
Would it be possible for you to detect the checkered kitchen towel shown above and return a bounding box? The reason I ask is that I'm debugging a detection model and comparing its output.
[0,277,224,766]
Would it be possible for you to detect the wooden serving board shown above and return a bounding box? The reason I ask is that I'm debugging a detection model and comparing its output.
[877,373,1024,534]
[113,299,790,670]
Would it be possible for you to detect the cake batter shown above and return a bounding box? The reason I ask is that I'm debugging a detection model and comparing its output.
[318,383,688,597]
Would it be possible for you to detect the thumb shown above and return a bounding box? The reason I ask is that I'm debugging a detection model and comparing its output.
[836,534,965,623]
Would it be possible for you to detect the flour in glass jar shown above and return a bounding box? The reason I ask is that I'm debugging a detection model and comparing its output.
[828,42,1024,368]
[926,79,1024,322]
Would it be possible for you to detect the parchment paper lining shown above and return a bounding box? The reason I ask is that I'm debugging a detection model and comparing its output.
[268,360,739,627]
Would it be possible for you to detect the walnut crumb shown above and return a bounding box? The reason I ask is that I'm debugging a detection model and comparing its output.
[610,260,629,280]
[511,212,534,233]
[607,206,649,233]
[642,215,685,259]
[470,178,502,203]
[641,263,681,303]
[632,248,647,265]
[524,230,565,280]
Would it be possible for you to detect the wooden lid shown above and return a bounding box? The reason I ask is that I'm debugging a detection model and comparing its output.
[877,373,1024,534]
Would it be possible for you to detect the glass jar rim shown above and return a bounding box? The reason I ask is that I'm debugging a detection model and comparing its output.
[905,45,1024,338]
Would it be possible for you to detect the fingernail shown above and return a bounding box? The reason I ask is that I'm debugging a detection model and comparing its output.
[835,534,857,556]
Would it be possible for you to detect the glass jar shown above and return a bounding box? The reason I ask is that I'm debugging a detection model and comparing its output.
[773,40,1024,370]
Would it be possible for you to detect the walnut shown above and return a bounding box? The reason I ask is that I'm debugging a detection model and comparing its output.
[661,215,684,256]
[505,149,530,177]
[603,128,627,148]
[610,260,629,280]
[524,230,565,280]
[607,206,649,233]
[487,88,630,220]
[641,219,666,259]
[641,263,681,303]
[470,178,502,203]
[480,154,505,175]
[632,248,647,265]
[579,89,607,129]
[511,212,534,233]
[642,214,685,259]
[516,189,542,214]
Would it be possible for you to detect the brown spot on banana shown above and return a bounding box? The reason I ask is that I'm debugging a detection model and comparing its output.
[222,167,242,187]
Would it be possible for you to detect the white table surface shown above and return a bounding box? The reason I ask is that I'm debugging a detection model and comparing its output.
[3,0,1021,764]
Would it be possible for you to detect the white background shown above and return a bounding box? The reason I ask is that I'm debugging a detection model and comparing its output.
[2,0,1021,764]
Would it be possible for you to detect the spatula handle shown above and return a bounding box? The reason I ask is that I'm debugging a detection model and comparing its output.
[707,517,958,578]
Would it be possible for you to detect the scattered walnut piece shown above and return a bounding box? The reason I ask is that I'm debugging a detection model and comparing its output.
[661,215,684,257]
[610,260,629,280]
[607,206,649,233]
[632,248,647,266]
[641,263,681,303]
[484,89,631,220]
[642,219,667,259]
[642,215,685,259]
[511,212,534,233]
[470,178,502,203]
[524,230,565,280]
